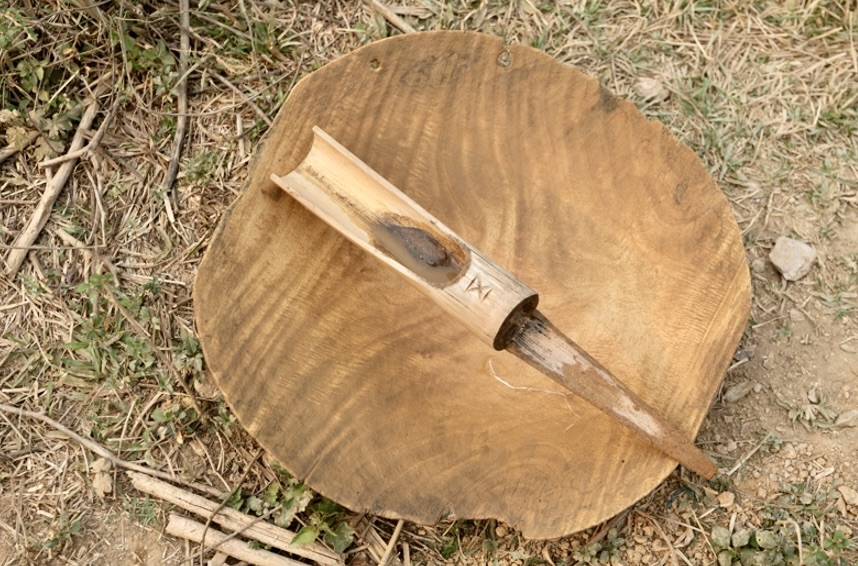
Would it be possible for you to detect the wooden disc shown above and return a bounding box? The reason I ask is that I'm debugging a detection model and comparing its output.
[194,31,750,538]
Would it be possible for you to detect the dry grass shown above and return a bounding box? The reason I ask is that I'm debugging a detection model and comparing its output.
[2,1,857,565]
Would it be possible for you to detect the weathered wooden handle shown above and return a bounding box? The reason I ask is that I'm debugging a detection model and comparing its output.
[270,127,539,350]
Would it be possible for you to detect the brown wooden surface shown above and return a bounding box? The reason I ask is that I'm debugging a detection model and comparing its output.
[194,31,751,538]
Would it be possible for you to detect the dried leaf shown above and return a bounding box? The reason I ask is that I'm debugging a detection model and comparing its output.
[91,457,112,473]
[634,77,669,101]
[92,472,112,497]
[5,126,29,148]
[0,109,19,124]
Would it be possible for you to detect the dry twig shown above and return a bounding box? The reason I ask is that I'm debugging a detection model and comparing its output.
[378,520,405,566]
[160,0,191,223]
[368,1,416,34]
[5,95,101,277]
[166,513,309,566]
[0,403,186,485]
[127,471,343,566]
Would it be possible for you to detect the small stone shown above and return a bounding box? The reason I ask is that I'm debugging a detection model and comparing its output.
[724,381,755,403]
[790,308,804,322]
[717,491,736,507]
[750,258,767,273]
[808,387,820,404]
[725,440,738,453]
[839,485,858,506]
[834,409,858,428]
[769,236,817,281]
[634,77,669,101]
[753,383,762,393]
[495,525,508,538]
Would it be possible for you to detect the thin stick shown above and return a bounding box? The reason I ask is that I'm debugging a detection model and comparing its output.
[726,432,771,476]
[0,403,185,485]
[165,513,310,566]
[199,448,263,566]
[636,511,681,566]
[161,0,191,223]
[211,72,273,126]
[5,96,100,277]
[377,520,405,566]
[0,130,39,164]
[369,1,416,34]
[127,471,343,565]
[401,542,410,566]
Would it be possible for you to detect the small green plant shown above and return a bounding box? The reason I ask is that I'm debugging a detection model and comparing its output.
[112,21,177,97]
[775,391,838,430]
[227,466,355,554]
[571,528,626,565]
[713,518,853,565]
[120,494,162,527]
[42,512,84,550]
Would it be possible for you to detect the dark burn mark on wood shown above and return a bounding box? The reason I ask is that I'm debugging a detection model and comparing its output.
[371,214,464,286]
[599,85,619,113]
[387,224,450,267]
[261,181,283,201]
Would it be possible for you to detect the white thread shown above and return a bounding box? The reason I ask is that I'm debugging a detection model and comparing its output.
[487,358,580,430]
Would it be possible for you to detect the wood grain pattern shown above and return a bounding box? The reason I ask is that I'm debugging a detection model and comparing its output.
[194,31,751,538]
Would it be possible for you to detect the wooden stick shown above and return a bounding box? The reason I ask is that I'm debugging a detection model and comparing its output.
[165,513,310,566]
[5,97,100,277]
[368,1,417,34]
[377,519,404,566]
[355,518,402,566]
[127,471,343,566]
[0,403,191,487]
[160,0,191,223]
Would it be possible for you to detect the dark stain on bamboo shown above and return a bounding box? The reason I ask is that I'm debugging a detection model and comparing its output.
[371,214,465,286]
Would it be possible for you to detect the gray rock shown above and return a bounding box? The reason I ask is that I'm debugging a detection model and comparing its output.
[835,409,858,428]
[769,236,817,281]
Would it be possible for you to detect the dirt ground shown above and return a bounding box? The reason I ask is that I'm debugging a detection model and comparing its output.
[2,1,857,565]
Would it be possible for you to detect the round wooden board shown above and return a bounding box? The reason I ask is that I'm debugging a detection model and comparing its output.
[194,31,751,539]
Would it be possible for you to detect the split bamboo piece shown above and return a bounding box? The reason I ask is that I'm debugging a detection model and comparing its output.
[127,471,343,566]
[165,513,309,566]
[269,127,718,480]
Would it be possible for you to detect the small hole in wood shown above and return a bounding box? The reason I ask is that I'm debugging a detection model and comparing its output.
[497,49,511,68]
[369,58,381,71]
